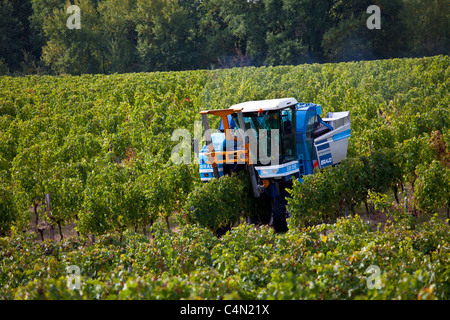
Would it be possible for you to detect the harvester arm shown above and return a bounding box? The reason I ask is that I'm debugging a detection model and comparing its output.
[201,112,220,179]
[235,111,259,198]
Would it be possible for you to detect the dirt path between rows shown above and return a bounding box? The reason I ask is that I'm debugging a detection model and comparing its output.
[26,203,393,243]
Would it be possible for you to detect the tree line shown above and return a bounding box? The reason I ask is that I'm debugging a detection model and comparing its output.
[0,0,448,76]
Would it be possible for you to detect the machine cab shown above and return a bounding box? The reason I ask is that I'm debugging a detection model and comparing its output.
[230,98,298,166]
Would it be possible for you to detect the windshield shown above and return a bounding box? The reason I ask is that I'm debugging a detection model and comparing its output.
[232,109,296,164]
[248,112,279,131]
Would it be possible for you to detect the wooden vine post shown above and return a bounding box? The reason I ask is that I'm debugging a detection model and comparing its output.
[46,193,55,240]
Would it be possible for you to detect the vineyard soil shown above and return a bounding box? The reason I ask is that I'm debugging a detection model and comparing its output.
[26,201,449,243]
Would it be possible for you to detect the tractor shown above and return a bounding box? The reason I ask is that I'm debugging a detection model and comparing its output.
[196,98,351,232]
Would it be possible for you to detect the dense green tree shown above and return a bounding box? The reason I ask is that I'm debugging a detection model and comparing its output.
[197,0,237,68]
[136,0,206,72]
[0,0,448,74]
[278,0,332,62]
[216,0,266,66]
[203,0,332,67]
[0,0,43,73]
[263,0,303,66]
[97,0,140,73]
[30,0,68,59]
[0,1,25,72]
[400,0,449,57]
[41,0,105,74]
[263,0,328,65]
[322,0,407,62]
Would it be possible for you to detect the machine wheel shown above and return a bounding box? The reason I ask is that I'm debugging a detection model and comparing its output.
[215,223,231,238]
[272,195,288,233]
[248,192,272,225]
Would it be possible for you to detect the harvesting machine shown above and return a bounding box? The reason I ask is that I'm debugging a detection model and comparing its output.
[196,98,351,232]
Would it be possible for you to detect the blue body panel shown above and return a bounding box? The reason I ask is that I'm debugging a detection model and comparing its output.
[198,133,227,181]
[295,103,321,176]
[332,129,351,142]
[219,115,236,131]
